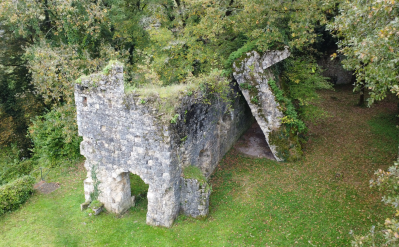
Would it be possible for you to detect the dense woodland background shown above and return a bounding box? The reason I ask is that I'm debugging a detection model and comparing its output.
[0,0,399,245]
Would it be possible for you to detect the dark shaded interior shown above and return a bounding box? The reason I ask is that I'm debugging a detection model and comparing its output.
[234,121,275,160]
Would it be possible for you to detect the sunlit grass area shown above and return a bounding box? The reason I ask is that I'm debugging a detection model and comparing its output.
[0,85,397,246]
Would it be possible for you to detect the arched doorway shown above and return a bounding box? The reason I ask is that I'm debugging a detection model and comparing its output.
[129,173,149,210]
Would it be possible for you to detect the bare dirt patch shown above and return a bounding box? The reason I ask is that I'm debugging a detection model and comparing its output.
[234,121,275,160]
[34,180,60,194]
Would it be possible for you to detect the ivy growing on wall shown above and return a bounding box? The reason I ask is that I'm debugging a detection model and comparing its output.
[268,79,306,133]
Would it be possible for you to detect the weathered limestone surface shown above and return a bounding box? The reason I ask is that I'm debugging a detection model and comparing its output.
[75,63,252,227]
[180,178,210,217]
[233,49,301,161]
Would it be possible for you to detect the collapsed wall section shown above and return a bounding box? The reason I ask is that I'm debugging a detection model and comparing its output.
[233,49,302,161]
[75,62,252,227]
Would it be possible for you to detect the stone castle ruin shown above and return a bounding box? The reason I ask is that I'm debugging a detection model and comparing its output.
[75,49,300,227]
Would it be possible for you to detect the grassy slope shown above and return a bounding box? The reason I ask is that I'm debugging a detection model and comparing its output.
[0,85,398,246]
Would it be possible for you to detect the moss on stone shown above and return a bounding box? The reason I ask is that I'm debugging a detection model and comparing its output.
[269,127,302,162]
[76,60,122,86]
[75,75,90,85]
[183,166,211,192]
[183,166,206,183]
[102,60,122,75]
[90,200,103,209]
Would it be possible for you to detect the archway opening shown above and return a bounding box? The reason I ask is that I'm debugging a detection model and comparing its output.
[129,173,149,211]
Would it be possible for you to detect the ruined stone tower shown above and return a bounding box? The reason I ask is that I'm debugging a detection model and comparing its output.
[75,49,299,227]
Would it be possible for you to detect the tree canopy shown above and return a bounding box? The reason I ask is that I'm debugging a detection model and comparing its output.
[0,0,338,152]
[328,0,399,105]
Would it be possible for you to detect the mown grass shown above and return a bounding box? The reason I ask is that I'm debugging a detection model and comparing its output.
[129,173,149,197]
[0,85,398,246]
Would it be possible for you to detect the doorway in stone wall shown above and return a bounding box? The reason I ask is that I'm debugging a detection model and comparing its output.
[129,173,149,211]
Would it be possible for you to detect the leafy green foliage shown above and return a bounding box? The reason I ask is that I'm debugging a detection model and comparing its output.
[278,57,333,122]
[224,41,257,74]
[240,82,254,91]
[0,144,37,186]
[328,0,399,105]
[129,173,149,197]
[0,24,44,153]
[268,79,306,133]
[170,114,179,124]
[28,106,82,167]
[196,69,232,106]
[0,175,35,216]
[0,160,36,187]
[250,96,259,104]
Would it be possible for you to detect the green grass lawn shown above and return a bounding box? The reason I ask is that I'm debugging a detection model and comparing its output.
[0,85,398,246]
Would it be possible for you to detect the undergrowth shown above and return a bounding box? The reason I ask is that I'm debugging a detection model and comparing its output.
[129,173,149,197]
[268,79,306,133]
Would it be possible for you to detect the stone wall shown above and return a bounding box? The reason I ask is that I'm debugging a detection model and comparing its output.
[75,49,295,227]
[233,49,301,161]
[75,62,252,227]
[318,56,353,85]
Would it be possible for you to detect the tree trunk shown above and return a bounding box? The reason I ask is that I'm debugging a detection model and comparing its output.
[358,86,365,107]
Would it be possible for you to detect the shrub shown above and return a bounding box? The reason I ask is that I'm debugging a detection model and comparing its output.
[224,41,257,75]
[268,79,306,133]
[350,159,399,246]
[29,105,82,167]
[0,176,35,216]
[0,145,37,185]
[0,159,36,186]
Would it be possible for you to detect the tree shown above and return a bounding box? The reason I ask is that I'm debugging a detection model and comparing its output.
[139,0,335,124]
[350,159,399,246]
[328,0,399,105]
[0,24,43,154]
[0,0,338,159]
[0,0,148,155]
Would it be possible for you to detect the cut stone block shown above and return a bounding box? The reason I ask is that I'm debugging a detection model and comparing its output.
[80,201,91,211]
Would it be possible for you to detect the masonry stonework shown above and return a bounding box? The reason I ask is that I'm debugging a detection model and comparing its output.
[233,49,301,161]
[75,63,253,227]
[75,49,293,227]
